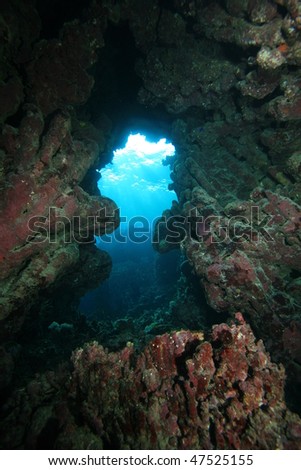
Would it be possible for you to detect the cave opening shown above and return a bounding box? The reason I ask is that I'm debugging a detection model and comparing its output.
[80,131,182,323]
[98,132,176,241]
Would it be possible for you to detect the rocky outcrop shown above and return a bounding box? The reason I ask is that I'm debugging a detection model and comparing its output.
[0,106,119,333]
[146,0,301,399]
[1,314,301,449]
[0,1,120,333]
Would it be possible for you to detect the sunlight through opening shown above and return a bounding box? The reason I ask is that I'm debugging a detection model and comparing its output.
[97,133,176,245]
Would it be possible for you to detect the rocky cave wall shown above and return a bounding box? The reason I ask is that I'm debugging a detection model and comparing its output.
[0,0,301,449]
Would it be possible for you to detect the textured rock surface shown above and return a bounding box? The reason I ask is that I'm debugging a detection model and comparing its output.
[146,0,301,401]
[1,314,301,450]
[26,19,104,116]
[2,0,300,333]
[155,177,301,392]
[1,0,301,450]
[0,1,119,334]
[0,107,119,331]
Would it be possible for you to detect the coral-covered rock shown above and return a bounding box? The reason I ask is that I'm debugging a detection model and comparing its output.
[195,2,282,48]
[268,92,301,120]
[168,119,265,206]
[237,71,279,99]
[26,19,105,116]
[257,46,286,71]
[260,126,301,163]
[66,316,301,450]
[248,0,278,24]
[287,151,301,180]
[0,1,121,337]
[0,108,119,331]
[2,315,301,449]
[155,181,301,384]
[136,39,237,114]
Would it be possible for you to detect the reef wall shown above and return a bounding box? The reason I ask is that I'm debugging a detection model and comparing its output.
[0,0,120,337]
[1,314,301,449]
[148,0,301,395]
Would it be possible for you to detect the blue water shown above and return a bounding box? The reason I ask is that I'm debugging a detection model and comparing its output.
[80,133,178,318]
[97,133,176,243]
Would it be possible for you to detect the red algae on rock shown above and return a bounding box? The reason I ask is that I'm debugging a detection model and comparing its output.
[63,315,301,449]
[1,314,301,450]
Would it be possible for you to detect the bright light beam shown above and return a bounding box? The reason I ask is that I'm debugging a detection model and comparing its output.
[97,133,176,239]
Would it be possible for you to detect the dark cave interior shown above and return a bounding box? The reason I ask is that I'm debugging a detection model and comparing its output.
[0,0,301,450]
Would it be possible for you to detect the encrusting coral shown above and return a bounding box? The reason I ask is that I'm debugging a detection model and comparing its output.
[1,314,301,450]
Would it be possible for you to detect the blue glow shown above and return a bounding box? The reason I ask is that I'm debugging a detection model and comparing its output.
[80,134,178,318]
[97,133,176,241]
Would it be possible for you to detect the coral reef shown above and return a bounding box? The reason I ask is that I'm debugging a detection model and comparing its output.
[155,173,301,395]
[1,314,301,449]
[147,0,301,407]
[0,1,119,335]
[0,107,119,333]
[1,0,301,450]
[26,18,104,116]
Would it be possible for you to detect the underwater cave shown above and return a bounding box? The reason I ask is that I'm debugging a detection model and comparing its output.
[1,0,301,452]
[80,132,181,322]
